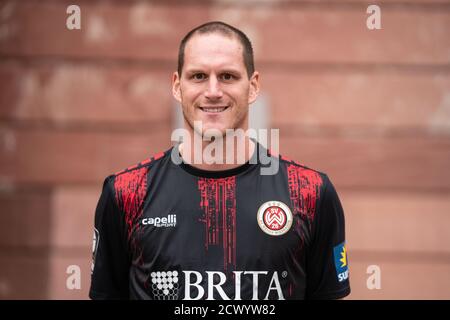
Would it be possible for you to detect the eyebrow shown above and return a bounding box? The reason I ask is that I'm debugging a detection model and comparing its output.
[184,69,205,75]
[184,68,243,75]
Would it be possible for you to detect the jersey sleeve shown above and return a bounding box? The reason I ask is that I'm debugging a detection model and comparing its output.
[305,174,351,299]
[89,175,130,299]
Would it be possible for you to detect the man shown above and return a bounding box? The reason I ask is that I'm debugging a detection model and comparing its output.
[89,21,350,300]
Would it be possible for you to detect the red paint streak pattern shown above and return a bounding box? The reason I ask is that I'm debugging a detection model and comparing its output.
[198,177,237,272]
[287,164,323,222]
[114,166,148,241]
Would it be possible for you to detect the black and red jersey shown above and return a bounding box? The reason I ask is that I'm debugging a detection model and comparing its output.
[89,142,350,300]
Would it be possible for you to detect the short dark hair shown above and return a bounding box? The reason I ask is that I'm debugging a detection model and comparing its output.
[177,21,255,78]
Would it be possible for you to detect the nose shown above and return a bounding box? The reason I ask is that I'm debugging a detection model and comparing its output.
[204,75,223,100]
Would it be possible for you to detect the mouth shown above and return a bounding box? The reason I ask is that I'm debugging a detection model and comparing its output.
[199,106,229,113]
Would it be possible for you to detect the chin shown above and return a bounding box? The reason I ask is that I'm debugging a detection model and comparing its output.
[201,124,228,137]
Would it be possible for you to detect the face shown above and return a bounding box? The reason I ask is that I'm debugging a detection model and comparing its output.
[172,33,259,137]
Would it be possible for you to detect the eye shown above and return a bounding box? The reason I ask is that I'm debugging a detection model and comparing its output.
[220,73,235,81]
[192,73,206,81]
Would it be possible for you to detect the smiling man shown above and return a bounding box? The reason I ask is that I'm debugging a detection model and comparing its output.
[172,23,260,171]
[89,21,350,300]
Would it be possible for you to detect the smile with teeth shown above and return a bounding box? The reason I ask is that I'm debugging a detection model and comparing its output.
[199,106,229,113]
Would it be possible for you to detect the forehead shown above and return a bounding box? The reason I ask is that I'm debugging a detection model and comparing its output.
[183,33,245,71]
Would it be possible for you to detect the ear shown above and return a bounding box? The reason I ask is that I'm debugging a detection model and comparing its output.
[172,71,182,103]
[248,71,260,105]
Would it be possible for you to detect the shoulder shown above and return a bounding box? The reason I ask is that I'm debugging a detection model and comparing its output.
[114,149,168,177]
[104,148,171,205]
[278,153,330,187]
[277,153,332,221]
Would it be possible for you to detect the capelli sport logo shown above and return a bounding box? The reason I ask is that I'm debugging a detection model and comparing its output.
[142,214,177,227]
[333,242,349,282]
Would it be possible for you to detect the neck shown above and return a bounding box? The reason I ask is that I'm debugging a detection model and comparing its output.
[178,132,255,171]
